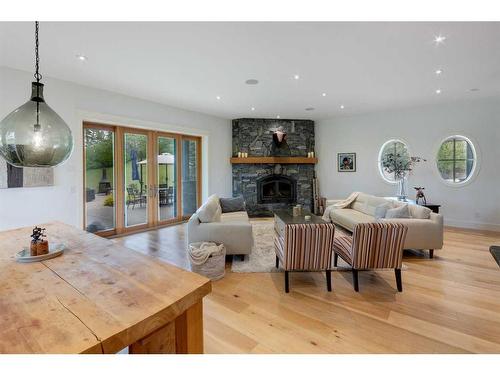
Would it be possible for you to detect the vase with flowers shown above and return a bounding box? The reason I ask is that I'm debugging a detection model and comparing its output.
[381,153,426,201]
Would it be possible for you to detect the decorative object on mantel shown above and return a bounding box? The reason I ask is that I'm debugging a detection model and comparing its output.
[0,22,73,168]
[230,156,317,164]
[381,153,426,201]
[414,187,427,205]
[16,226,65,263]
[338,152,356,172]
[271,126,291,156]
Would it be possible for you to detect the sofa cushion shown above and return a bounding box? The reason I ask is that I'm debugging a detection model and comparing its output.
[409,204,432,219]
[220,211,249,223]
[196,194,222,223]
[352,193,391,216]
[374,202,392,219]
[385,204,411,219]
[220,196,246,213]
[330,208,375,231]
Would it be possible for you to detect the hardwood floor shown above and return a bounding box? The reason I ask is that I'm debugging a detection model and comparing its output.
[113,222,500,353]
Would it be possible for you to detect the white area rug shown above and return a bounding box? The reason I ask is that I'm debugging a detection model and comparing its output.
[231,220,352,273]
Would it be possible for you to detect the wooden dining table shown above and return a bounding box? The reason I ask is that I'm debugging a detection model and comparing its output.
[0,222,211,354]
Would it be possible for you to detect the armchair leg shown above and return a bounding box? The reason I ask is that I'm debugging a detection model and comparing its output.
[333,253,338,267]
[285,271,290,293]
[326,270,332,292]
[429,249,434,259]
[352,269,359,292]
[395,268,403,292]
[275,255,279,269]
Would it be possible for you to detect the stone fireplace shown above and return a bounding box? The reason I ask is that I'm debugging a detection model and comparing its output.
[231,118,315,217]
[257,174,297,204]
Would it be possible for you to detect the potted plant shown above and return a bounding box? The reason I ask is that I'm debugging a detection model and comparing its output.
[30,227,49,256]
[381,153,426,201]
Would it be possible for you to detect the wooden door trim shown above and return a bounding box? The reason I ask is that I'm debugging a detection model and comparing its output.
[180,135,202,219]
[115,127,125,234]
[155,132,182,225]
[82,122,203,237]
[82,123,119,235]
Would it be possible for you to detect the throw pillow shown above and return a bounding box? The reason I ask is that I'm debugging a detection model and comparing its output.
[409,204,432,219]
[196,194,222,223]
[385,204,411,219]
[220,196,246,213]
[374,202,392,220]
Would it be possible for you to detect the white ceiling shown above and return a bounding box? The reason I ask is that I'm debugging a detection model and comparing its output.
[1,22,500,120]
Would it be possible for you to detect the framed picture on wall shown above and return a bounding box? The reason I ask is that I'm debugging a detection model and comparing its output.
[337,152,356,172]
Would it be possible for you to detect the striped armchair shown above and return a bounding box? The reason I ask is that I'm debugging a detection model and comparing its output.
[333,222,408,292]
[275,223,336,293]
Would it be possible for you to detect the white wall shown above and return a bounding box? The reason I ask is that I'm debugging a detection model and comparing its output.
[317,97,500,231]
[0,66,232,231]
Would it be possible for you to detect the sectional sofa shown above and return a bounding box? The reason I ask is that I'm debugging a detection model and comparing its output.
[325,193,443,258]
[186,195,254,256]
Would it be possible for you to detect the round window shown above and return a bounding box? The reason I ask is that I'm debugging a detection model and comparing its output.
[436,135,476,184]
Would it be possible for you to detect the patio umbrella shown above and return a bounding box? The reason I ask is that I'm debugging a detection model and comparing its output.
[130,149,140,181]
[138,153,175,186]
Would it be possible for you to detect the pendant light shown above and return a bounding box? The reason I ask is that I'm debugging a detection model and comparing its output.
[0,22,73,168]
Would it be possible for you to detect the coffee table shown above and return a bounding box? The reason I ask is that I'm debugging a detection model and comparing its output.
[273,209,335,293]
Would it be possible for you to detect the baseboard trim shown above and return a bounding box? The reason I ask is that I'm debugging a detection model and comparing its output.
[444,219,500,232]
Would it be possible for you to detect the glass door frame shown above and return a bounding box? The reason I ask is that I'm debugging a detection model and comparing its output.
[82,122,118,237]
[154,131,181,226]
[180,135,202,220]
[119,127,156,235]
[83,122,202,237]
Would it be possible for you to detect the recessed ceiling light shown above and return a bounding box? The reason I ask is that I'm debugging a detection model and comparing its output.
[305,107,315,111]
[434,35,446,45]
[435,89,442,94]
[435,69,443,75]
[293,74,300,80]
[216,96,221,100]
[322,93,327,97]
[276,115,280,119]
[245,79,259,85]
[251,107,255,111]
[340,105,345,109]
[76,54,87,61]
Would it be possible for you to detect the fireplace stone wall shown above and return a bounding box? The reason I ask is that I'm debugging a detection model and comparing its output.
[231,118,315,217]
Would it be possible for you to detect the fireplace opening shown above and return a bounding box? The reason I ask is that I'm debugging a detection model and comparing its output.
[257,175,297,204]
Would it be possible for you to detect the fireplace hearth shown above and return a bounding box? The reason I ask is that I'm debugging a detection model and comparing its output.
[257,175,296,204]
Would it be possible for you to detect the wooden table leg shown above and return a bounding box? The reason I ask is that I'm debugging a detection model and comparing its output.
[129,321,176,354]
[175,300,204,354]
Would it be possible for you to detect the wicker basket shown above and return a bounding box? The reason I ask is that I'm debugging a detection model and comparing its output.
[188,242,226,280]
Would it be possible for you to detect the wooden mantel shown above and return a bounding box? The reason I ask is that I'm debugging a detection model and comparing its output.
[230,156,317,164]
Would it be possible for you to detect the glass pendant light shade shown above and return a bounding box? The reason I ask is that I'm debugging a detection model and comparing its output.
[0,82,73,168]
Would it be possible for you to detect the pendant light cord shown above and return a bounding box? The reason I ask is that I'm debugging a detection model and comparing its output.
[34,21,42,83]
[34,21,41,130]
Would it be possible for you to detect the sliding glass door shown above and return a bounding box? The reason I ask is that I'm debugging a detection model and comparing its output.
[83,122,201,236]
[124,131,149,228]
[84,125,116,235]
[157,134,178,223]
[181,137,201,218]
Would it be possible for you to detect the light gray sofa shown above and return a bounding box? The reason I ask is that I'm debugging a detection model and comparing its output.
[187,195,254,256]
[326,193,443,258]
